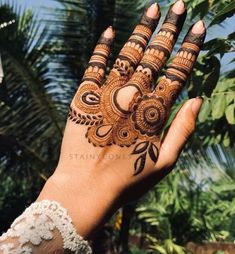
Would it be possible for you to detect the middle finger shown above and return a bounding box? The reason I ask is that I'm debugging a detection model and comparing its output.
[129,0,187,92]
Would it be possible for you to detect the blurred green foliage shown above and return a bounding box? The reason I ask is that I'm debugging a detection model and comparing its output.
[0,0,234,253]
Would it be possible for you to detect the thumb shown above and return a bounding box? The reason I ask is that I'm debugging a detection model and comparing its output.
[155,97,203,171]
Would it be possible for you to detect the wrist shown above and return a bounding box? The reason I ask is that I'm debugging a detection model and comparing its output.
[37,169,119,238]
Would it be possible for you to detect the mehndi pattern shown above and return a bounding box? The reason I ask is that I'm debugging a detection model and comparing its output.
[68,1,206,175]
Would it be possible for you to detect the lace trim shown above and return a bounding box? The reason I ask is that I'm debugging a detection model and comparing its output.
[0,200,92,254]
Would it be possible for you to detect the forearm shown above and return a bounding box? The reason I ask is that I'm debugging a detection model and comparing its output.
[0,226,63,254]
[37,171,119,239]
[0,176,94,254]
[0,169,118,254]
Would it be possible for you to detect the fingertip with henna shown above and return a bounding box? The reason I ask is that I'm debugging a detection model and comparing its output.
[192,20,205,34]
[146,3,159,18]
[172,0,185,15]
[103,26,115,39]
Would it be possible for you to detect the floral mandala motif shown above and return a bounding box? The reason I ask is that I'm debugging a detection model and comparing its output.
[68,2,205,175]
[69,77,171,175]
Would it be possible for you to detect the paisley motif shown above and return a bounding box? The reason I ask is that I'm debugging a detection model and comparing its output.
[86,124,113,147]
[74,83,101,114]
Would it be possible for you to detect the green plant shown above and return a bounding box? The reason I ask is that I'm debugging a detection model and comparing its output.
[136,164,235,253]
[0,2,64,231]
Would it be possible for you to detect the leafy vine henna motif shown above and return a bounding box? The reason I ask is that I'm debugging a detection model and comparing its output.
[68,107,103,126]
[68,1,206,175]
[132,141,159,175]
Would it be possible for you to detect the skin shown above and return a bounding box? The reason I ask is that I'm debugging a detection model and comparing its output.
[0,1,206,253]
[38,0,205,239]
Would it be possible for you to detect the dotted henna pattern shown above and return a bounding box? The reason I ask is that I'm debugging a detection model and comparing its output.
[68,2,206,175]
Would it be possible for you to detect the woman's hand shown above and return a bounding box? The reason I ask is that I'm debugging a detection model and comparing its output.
[38,0,206,238]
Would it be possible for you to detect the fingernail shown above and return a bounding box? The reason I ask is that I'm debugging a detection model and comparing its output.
[172,0,185,15]
[191,97,203,116]
[196,96,204,100]
[146,3,159,18]
[192,20,205,34]
[103,26,114,39]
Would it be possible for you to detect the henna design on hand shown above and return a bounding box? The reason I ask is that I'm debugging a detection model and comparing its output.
[131,141,158,175]
[68,1,206,175]
[108,4,161,80]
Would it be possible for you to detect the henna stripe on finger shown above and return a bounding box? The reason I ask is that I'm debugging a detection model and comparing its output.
[164,20,206,84]
[154,20,206,109]
[131,0,186,87]
[108,3,160,80]
[82,27,114,86]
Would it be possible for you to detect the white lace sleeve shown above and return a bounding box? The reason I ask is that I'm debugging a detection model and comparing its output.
[0,200,92,254]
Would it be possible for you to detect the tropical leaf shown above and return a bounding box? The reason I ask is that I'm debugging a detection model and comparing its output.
[209,1,235,27]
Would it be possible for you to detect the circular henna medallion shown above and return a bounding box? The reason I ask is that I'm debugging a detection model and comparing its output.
[113,120,138,147]
[131,95,168,137]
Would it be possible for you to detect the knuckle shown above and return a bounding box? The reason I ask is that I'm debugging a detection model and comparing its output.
[181,118,196,138]
[160,143,178,167]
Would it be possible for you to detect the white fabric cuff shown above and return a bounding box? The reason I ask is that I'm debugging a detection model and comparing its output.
[0,200,92,254]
